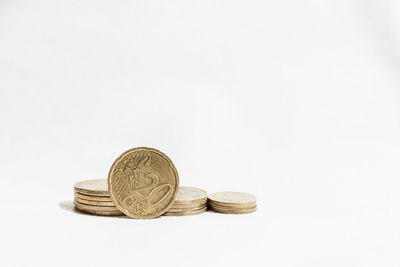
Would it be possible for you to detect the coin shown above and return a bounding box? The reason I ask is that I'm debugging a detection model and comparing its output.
[163,206,207,216]
[74,197,116,207]
[108,147,179,219]
[74,192,112,202]
[167,203,207,213]
[209,205,257,214]
[173,186,207,204]
[208,201,256,210]
[208,192,256,206]
[74,206,124,216]
[74,179,109,196]
[168,201,207,210]
[73,201,121,212]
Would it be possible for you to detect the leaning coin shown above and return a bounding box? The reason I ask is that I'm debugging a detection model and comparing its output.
[74,179,109,196]
[108,147,179,219]
[208,192,256,206]
[74,192,112,202]
[74,206,124,216]
[74,198,116,207]
[73,201,121,212]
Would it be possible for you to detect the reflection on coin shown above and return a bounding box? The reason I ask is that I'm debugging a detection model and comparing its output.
[74,198,116,207]
[74,192,112,202]
[173,187,207,203]
[163,206,207,216]
[208,192,256,206]
[74,179,109,196]
[108,147,179,219]
[74,206,124,216]
[73,201,120,212]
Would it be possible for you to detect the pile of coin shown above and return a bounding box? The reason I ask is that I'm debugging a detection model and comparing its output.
[163,186,208,216]
[208,192,257,214]
[74,179,123,216]
[72,147,257,219]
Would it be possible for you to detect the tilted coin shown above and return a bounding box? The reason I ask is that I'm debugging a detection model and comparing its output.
[74,206,124,216]
[74,197,116,207]
[74,192,112,202]
[108,147,179,219]
[163,206,207,216]
[74,179,109,196]
[208,192,256,206]
[173,186,207,204]
[73,201,121,212]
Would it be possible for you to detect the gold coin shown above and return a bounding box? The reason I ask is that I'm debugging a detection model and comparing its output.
[74,179,109,196]
[108,147,179,219]
[173,186,207,204]
[169,201,207,210]
[208,202,257,211]
[74,192,112,202]
[163,206,207,216]
[208,201,256,210]
[74,206,124,216]
[208,192,256,207]
[208,199,255,209]
[73,201,121,212]
[167,203,207,213]
[74,197,116,207]
[210,205,257,214]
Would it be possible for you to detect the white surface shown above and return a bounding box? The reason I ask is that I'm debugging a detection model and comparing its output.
[1,0,400,266]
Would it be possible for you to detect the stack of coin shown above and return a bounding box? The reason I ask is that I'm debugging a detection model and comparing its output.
[208,192,257,214]
[163,186,208,216]
[74,179,124,216]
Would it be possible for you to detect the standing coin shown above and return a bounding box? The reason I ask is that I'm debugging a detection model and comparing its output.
[108,147,179,219]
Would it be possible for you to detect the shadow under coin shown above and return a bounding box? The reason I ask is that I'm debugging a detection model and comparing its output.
[59,200,80,214]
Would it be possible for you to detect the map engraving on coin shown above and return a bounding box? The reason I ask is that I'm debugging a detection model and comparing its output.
[108,147,179,219]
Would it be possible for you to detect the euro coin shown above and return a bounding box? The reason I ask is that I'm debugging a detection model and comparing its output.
[208,192,256,206]
[108,147,179,219]
[163,206,207,216]
[209,205,257,214]
[74,192,112,202]
[74,197,116,207]
[73,201,120,212]
[74,179,109,196]
[173,186,207,204]
[74,206,124,216]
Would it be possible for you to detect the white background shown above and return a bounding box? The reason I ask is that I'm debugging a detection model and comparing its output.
[1,0,400,266]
